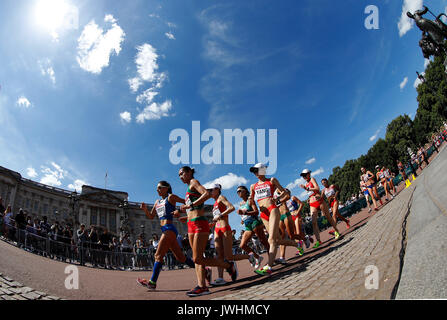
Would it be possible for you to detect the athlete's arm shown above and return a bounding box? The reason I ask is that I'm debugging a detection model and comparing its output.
[168,194,186,207]
[244,198,259,216]
[334,185,341,199]
[271,177,286,199]
[184,179,210,210]
[217,195,235,218]
[140,202,156,219]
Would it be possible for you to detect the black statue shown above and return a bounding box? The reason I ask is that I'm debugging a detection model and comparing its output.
[407,6,447,45]
[419,31,443,59]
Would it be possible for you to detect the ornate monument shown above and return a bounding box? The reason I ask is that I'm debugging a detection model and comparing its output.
[407,6,447,62]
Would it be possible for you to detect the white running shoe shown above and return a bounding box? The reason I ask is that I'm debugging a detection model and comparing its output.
[248,253,256,267]
[305,235,311,249]
[210,278,227,286]
[254,255,264,269]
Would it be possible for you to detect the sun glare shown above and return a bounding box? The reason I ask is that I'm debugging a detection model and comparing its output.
[34,0,70,32]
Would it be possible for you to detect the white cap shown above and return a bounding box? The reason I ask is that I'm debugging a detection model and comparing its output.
[208,183,221,190]
[375,165,380,169]
[250,163,268,175]
[300,169,311,177]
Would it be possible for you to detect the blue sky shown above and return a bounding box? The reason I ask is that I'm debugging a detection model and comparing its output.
[1,0,446,233]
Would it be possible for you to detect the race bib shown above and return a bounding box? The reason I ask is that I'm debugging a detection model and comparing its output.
[156,203,166,219]
[286,201,295,212]
[255,186,271,201]
[212,206,222,218]
[185,195,192,213]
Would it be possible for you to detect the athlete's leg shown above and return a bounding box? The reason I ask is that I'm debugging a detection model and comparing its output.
[214,233,225,279]
[320,201,339,234]
[223,229,249,261]
[240,230,259,259]
[311,207,321,243]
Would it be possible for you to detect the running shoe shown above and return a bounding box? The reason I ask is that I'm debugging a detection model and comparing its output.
[254,255,264,269]
[248,253,256,267]
[296,247,304,256]
[274,257,287,265]
[368,208,372,213]
[304,235,311,248]
[225,261,238,282]
[312,241,320,249]
[346,220,350,229]
[210,278,227,286]
[136,278,149,287]
[328,230,335,235]
[205,267,212,286]
[147,280,156,290]
[334,231,340,240]
[186,286,210,297]
[254,265,272,276]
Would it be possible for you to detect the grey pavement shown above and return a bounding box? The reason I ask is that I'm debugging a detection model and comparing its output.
[396,145,447,299]
[0,273,61,300]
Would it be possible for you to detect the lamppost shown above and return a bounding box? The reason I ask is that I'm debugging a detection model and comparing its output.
[68,191,80,226]
[118,199,130,236]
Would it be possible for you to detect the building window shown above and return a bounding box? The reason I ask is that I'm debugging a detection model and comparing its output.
[90,207,97,225]
[43,204,48,214]
[100,208,107,227]
[34,200,39,211]
[109,209,116,233]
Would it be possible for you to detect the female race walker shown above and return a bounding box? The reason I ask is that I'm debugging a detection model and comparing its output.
[321,178,350,235]
[361,167,382,211]
[249,163,294,276]
[299,169,340,249]
[375,165,393,202]
[383,166,396,196]
[208,184,253,286]
[286,190,313,250]
[360,181,372,213]
[178,166,237,297]
[274,188,306,264]
[236,185,268,269]
[137,181,196,290]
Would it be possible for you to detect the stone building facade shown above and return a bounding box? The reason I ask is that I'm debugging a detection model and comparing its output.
[0,166,212,242]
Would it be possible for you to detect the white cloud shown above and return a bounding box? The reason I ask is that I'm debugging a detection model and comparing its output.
[369,128,381,142]
[129,44,166,92]
[40,162,67,187]
[26,167,38,178]
[305,157,316,165]
[68,179,87,192]
[398,0,424,37]
[313,167,325,176]
[120,111,131,124]
[424,58,430,69]
[400,77,408,91]
[136,89,159,105]
[76,15,125,74]
[286,177,306,191]
[136,100,173,123]
[16,96,31,108]
[165,32,175,40]
[203,173,248,190]
[38,59,56,85]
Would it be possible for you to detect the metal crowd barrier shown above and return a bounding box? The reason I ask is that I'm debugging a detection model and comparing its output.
[0,221,195,271]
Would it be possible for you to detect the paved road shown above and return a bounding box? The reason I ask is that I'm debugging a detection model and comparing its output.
[396,145,447,299]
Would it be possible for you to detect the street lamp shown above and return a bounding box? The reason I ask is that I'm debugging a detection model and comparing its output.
[68,191,80,225]
[118,199,130,235]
